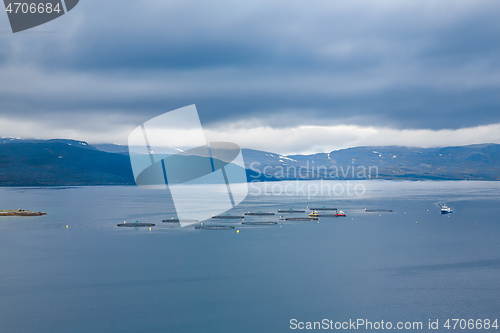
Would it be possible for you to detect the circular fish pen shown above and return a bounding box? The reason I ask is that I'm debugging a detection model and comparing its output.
[365,209,393,212]
[314,214,339,217]
[284,217,318,221]
[244,212,275,216]
[195,225,235,230]
[241,222,278,225]
[308,208,337,211]
[278,210,305,213]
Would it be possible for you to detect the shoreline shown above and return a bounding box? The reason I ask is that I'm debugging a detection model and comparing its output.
[0,179,500,189]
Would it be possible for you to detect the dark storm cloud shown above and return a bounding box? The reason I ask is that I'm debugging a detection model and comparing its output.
[1,0,500,131]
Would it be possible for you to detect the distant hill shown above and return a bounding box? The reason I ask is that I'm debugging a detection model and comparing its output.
[92,143,129,155]
[0,139,499,186]
[0,140,134,186]
[242,144,500,181]
[0,138,96,149]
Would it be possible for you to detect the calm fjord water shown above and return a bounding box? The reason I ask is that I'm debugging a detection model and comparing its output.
[0,181,499,332]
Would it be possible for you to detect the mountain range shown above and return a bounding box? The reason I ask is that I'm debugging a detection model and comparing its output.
[0,138,499,186]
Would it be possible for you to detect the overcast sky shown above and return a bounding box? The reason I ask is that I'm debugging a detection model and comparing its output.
[1,0,500,154]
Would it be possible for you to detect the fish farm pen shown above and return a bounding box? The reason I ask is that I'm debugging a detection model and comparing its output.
[162,219,199,223]
[117,223,155,227]
[195,226,235,230]
[241,222,278,225]
[365,209,393,212]
[283,217,319,221]
[278,210,306,213]
[314,214,341,217]
[212,215,245,219]
[308,208,337,211]
[244,212,275,216]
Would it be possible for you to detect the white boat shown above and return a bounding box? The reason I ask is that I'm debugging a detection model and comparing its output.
[439,204,453,214]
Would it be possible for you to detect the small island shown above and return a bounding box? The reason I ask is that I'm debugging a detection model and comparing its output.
[0,209,47,217]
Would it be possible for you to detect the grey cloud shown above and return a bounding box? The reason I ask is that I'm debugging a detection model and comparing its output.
[1,0,500,134]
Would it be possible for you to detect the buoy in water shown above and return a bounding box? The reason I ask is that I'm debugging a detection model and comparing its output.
[237,230,239,233]
[66,225,68,228]
[149,227,151,231]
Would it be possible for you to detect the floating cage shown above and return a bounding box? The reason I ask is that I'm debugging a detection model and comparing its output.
[212,215,244,219]
[195,225,235,230]
[284,217,318,221]
[314,214,339,217]
[308,208,337,211]
[242,221,278,225]
[162,219,199,223]
[365,209,393,212]
[117,223,155,227]
[278,210,305,213]
[244,212,275,216]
